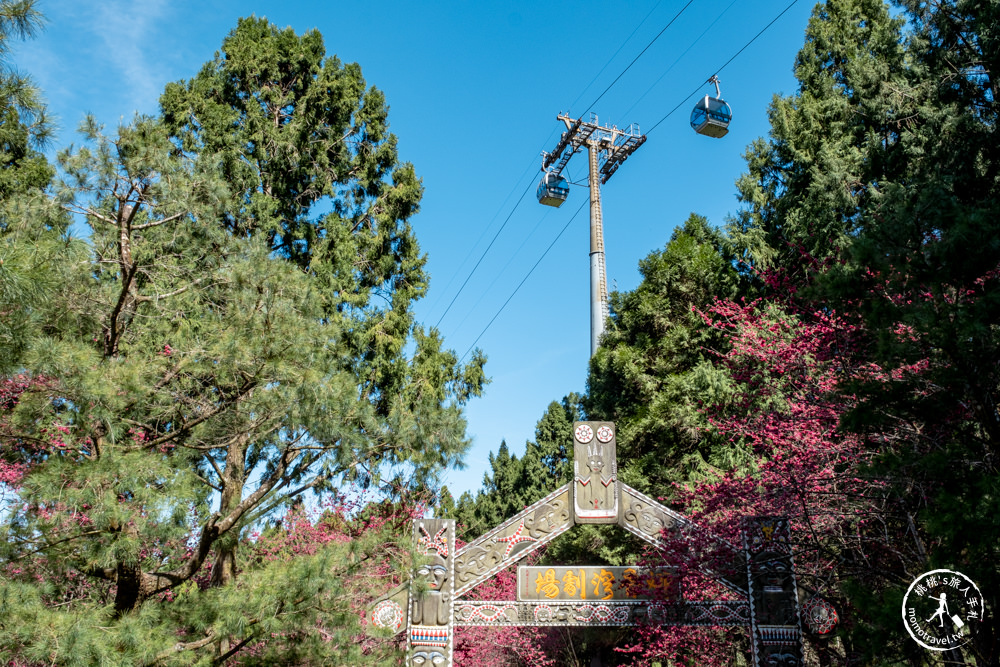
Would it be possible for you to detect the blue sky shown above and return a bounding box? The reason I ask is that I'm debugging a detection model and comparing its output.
[20,0,817,499]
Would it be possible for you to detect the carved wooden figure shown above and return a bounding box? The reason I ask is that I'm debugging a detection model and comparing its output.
[408,519,455,666]
[744,517,802,667]
[573,422,619,523]
[363,423,806,666]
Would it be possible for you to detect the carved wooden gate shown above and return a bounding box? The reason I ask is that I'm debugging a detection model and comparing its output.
[368,422,803,666]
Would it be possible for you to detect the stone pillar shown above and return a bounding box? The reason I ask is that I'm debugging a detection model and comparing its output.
[407,519,455,666]
[743,516,803,667]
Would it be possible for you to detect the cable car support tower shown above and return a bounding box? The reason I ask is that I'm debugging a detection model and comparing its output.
[540,113,645,356]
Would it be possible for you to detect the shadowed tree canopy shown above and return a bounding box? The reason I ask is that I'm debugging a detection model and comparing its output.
[728,0,1000,661]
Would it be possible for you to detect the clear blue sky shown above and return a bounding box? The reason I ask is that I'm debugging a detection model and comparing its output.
[20,0,817,499]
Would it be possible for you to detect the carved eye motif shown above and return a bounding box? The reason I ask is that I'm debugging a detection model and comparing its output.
[412,652,446,665]
[596,425,614,443]
[575,424,594,443]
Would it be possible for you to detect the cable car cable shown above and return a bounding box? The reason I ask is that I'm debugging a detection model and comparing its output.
[457,0,805,355]
[426,156,540,320]
[431,0,672,328]
[434,180,534,330]
[620,0,739,120]
[581,0,696,115]
[568,0,666,113]
[447,206,554,337]
[433,1,698,332]
[646,0,802,135]
[711,0,802,85]
[459,196,589,364]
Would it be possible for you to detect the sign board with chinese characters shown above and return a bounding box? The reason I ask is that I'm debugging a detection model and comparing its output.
[517,566,679,602]
[362,421,802,665]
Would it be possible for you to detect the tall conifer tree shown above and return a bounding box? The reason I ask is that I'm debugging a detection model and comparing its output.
[0,18,484,665]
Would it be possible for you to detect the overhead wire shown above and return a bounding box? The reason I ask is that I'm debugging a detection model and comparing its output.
[567,0,665,113]
[621,0,739,120]
[433,177,534,329]
[454,0,806,353]
[424,154,541,319]
[459,196,589,363]
[431,0,690,331]
[581,0,697,114]
[448,206,555,337]
[646,0,803,135]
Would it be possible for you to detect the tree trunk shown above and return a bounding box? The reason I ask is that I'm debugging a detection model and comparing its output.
[114,524,147,615]
[211,435,248,659]
[114,560,145,615]
[211,434,248,588]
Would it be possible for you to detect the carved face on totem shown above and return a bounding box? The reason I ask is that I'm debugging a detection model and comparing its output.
[766,651,800,667]
[587,449,605,474]
[417,563,448,590]
[408,519,454,666]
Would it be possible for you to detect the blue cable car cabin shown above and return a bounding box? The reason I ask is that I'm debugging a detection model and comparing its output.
[690,95,732,138]
[537,172,569,207]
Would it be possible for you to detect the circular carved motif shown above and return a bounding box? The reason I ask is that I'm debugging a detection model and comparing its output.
[802,596,838,635]
[370,599,403,631]
[575,424,594,443]
[596,425,614,443]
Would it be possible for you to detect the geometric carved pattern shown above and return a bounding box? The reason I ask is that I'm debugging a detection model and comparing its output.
[454,600,750,627]
[619,483,749,596]
[385,422,803,663]
[371,599,405,631]
[801,595,838,635]
[744,517,802,667]
[453,484,573,597]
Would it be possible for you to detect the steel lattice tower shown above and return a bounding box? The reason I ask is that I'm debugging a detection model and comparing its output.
[541,113,645,356]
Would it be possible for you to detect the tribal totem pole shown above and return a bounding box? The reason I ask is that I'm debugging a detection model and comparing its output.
[408,519,455,666]
[744,517,802,666]
[573,422,618,523]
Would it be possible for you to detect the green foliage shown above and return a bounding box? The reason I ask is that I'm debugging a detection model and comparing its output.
[159,18,438,426]
[0,0,55,373]
[727,0,1000,661]
[0,16,483,665]
[587,214,749,492]
[731,0,905,285]
[455,1,1000,664]
[1,510,413,666]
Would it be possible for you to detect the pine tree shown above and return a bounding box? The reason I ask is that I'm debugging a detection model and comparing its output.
[0,0,59,374]
[731,0,905,289]
[0,18,484,665]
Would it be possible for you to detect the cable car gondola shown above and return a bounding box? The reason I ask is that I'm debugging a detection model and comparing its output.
[690,75,732,138]
[537,171,569,207]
